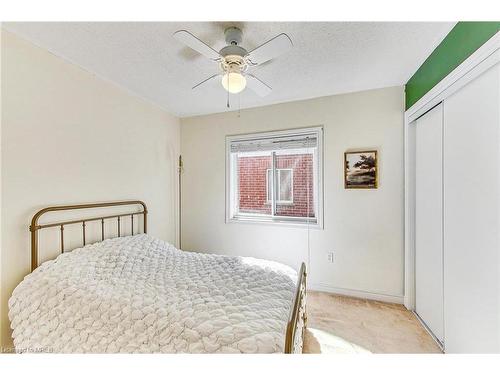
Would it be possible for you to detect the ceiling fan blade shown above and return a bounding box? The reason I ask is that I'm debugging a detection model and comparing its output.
[173,30,221,61]
[245,33,293,66]
[192,74,220,90]
[246,74,272,97]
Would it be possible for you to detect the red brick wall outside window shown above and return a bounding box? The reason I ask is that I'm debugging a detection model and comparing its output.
[237,153,315,217]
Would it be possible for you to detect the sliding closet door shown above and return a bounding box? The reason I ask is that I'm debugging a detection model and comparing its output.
[415,103,444,344]
[443,65,500,353]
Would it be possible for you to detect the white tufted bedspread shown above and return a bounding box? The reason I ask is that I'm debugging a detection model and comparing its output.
[9,234,298,353]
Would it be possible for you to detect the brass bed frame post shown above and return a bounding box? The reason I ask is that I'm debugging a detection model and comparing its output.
[60,225,65,253]
[82,221,86,245]
[284,262,307,354]
[29,221,40,272]
[29,200,148,272]
[178,155,182,249]
[300,268,307,329]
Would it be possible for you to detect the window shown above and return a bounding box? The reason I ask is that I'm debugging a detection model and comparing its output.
[266,169,293,203]
[226,127,323,226]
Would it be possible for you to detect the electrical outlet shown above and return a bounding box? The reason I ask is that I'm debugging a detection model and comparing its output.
[327,252,334,263]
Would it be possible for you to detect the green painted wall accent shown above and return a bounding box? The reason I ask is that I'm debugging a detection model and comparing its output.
[405,22,500,109]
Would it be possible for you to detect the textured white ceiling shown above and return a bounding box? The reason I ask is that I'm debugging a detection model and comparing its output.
[3,22,455,117]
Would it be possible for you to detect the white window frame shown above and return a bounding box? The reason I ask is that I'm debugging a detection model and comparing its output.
[225,126,324,228]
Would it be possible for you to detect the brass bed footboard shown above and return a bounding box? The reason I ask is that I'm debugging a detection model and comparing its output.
[284,262,307,354]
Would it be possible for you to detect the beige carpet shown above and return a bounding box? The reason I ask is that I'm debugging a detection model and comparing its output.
[303,291,442,354]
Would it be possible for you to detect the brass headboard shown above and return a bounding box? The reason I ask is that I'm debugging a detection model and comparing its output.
[29,200,148,271]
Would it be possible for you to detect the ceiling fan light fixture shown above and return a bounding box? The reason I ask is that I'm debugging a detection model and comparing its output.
[222,72,247,94]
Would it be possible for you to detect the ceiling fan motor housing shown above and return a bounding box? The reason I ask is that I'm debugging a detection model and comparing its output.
[220,45,247,58]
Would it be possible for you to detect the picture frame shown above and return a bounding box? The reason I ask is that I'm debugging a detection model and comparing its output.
[344,150,378,189]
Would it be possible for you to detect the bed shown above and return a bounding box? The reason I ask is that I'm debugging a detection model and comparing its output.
[8,201,307,354]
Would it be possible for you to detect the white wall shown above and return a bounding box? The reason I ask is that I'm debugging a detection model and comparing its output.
[0,30,180,348]
[180,86,405,302]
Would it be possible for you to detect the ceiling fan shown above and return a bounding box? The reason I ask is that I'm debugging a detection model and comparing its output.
[173,27,293,98]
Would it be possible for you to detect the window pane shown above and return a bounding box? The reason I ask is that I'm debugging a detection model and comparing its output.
[236,152,272,216]
[275,150,316,219]
[279,169,292,202]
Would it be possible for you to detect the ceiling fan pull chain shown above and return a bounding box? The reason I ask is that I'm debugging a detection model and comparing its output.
[227,77,230,108]
[238,92,241,117]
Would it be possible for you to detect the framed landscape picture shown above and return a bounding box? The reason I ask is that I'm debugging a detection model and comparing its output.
[344,150,378,189]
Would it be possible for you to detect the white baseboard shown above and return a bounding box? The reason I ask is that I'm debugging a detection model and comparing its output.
[308,282,405,305]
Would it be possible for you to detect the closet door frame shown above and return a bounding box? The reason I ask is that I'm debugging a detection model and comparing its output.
[404,32,500,311]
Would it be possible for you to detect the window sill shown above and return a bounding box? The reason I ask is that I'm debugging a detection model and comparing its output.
[227,215,322,229]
